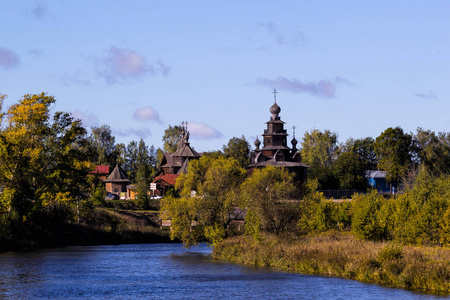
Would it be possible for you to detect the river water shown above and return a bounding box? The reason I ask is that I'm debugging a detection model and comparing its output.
[0,243,446,299]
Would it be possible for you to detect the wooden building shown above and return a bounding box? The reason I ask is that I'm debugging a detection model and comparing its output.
[247,90,309,182]
[153,124,202,196]
[103,164,130,199]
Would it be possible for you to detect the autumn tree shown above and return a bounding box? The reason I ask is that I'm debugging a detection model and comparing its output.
[240,165,297,236]
[0,93,93,219]
[222,135,251,168]
[374,127,413,184]
[161,156,246,246]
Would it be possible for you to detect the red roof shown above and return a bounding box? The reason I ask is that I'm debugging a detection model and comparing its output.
[153,174,179,186]
[93,165,110,174]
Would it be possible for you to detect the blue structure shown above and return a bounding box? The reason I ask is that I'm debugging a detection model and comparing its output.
[365,170,397,194]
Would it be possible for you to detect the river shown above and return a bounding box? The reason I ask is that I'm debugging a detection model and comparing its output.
[0,243,446,299]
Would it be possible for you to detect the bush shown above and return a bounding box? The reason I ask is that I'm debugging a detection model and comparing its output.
[352,190,388,241]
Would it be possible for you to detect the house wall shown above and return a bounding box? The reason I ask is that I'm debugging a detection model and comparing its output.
[105,182,127,195]
[368,178,396,193]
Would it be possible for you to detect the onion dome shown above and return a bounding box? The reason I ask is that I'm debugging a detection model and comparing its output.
[270,102,281,115]
[291,137,298,147]
[254,136,261,149]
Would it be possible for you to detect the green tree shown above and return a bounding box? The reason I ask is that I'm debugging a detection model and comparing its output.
[413,128,450,176]
[134,139,157,208]
[240,165,297,235]
[301,129,338,168]
[344,137,378,170]
[352,190,389,241]
[332,152,368,190]
[89,125,117,165]
[300,129,338,189]
[162,125,183,153]
[222,135,251,168]
[161,156,246,246]
[374,127,412,184]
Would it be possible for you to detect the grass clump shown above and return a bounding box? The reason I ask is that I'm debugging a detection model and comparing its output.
[213,232,450,294]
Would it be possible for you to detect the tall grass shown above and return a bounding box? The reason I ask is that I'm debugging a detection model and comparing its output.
[213,232,450,294]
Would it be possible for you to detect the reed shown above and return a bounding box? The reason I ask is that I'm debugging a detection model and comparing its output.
[213,232,450,294]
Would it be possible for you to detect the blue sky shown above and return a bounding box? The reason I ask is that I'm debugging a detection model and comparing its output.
[1,1,450,152]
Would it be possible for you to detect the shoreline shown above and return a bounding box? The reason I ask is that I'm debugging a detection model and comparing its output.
[212,232,450,295]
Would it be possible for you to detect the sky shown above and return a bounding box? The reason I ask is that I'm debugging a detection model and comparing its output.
[1,1,450,152]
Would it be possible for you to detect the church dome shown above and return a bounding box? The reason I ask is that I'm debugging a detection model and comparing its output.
[270,102,281,115]
[291,137,298,147]
[254,136,261,149]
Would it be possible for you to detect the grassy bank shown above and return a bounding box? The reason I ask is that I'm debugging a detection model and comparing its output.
[0,208,173,251]
[213,232,450,294]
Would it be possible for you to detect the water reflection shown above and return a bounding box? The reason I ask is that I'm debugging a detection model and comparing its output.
[0,244,446,299]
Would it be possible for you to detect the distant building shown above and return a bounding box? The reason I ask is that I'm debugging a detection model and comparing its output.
[247,90,309,182]
[152,123,202,196]
[92,165,110,181]
[366,170,397,193]
[103,164,130,199]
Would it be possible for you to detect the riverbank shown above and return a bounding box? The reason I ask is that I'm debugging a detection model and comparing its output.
[212,232,450,295]
[0,208,174,252]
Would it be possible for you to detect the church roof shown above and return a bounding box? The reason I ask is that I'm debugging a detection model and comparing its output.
[172,143,201,158]
[153,174,179,186]
[103,165,130,183]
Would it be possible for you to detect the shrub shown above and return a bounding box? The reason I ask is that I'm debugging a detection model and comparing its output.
[351,190,388,241]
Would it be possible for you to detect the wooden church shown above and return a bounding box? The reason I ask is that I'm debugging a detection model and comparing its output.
[247,90,309,182]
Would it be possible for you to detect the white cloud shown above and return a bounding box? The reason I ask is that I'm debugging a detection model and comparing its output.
[256,76,351,98]
[71,110,99,128]
[188,122,223,140]
[96,46,170,84]
[133,106,162,123]
[0,47,20,69]
[113,127,152,139]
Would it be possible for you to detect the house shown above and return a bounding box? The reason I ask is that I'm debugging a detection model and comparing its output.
[247,89,309,182]
[152,123,202,196]
[152,174,179,197]
[366,170,397,193]
[126,184,137,199]
[103,164,130,199]
[92,165,110,181]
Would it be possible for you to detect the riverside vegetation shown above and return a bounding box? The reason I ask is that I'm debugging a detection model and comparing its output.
[3,93,450,293]
[163,161,450,294]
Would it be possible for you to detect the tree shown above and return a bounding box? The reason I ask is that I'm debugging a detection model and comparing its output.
[161,156,246,246]
[124,140,138,182]
[135,139,157,208]
[0,93,93,219]
[162,125,183,153]
[374,127,412,184]
[300,129,338,169]
[413,128,450,176]
[88,125,117,165]
[332,152,368,190]
[240,165,297,236]
[222,136,251,168]
[344,137,378,170]
[0,93,55,216]
[300,129,338,189]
